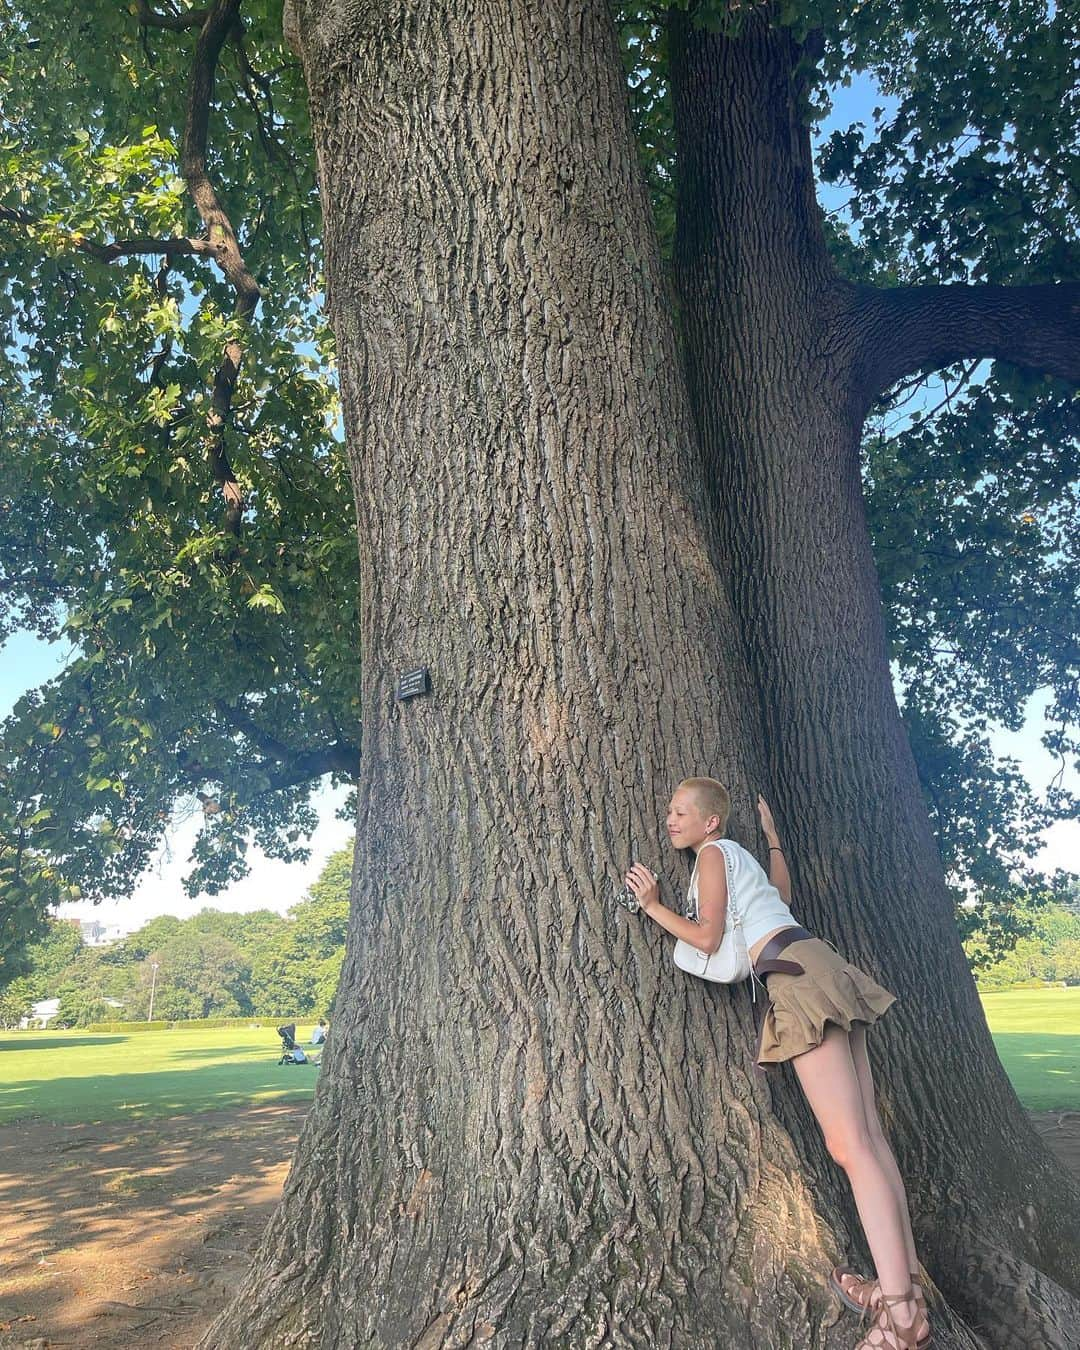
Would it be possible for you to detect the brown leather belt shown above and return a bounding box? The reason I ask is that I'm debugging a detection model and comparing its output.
[753,925,813,981]
[753,925,814,1073]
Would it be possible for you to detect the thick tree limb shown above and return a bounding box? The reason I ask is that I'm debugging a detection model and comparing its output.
[852,281,1080,403]
[249,740,359,794]
[84,235,220,262]
[184,736,359,814]
[183,702,359,800]
[215,698,302,764]
[9,3,261,538]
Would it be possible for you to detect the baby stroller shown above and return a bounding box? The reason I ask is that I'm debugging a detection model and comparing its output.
[277,1024,318,1065]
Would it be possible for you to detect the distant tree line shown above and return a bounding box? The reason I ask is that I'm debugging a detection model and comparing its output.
[965,891,1080,992]
[0,846,351,1028]
[5,844,1074,1024]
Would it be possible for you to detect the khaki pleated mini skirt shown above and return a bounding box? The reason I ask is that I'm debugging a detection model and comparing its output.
[756,937,896,1065]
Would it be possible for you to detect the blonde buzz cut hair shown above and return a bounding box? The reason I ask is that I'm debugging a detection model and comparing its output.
[678,777,731,833]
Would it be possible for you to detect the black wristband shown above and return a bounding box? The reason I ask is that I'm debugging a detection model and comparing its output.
[768,846,784,853]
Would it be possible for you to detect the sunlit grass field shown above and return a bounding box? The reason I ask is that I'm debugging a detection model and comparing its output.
[0,1023,323,1125]
[1,989,1076,1125]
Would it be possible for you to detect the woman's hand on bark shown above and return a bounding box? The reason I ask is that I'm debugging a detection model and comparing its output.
[757,793,779,843]
[624,864,658,912]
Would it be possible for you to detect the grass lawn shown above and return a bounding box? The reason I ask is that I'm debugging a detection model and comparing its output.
[980,986,1080,1111]
[2,991,1076,1125]
[0,1023,322,1125]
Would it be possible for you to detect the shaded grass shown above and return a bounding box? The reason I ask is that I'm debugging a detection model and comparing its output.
[980,987,1080,1111]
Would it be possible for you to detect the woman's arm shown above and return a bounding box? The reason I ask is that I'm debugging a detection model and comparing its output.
[757,794,792,906]
[624,849,728,952]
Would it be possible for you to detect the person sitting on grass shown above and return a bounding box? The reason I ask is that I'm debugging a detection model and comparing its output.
[311,1019,327,1046]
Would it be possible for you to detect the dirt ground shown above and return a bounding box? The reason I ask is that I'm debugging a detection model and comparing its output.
[0,1103,308,1349]
[1,1106,1078,1349]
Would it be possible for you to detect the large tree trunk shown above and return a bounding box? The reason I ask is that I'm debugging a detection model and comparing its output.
[670,10,1080,1348]
[203,2,989,1346]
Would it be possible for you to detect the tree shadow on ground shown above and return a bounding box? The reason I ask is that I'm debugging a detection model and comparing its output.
[0,1101,310,1349]
[0,1060,317,1127]
[990,1033,1080,1109]
[0,1036,126,1051]
[162,1045,277,1061]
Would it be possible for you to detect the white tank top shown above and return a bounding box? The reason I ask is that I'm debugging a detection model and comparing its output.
[686,838,798,950]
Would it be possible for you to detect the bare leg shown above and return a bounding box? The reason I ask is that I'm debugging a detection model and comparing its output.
[850,1025,919,1276]
[792,1025,918,1334]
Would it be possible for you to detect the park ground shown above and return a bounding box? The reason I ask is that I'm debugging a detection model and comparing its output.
[1,992,1078,1348]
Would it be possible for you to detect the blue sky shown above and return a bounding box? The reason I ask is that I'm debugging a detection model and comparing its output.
[0,628,354,924]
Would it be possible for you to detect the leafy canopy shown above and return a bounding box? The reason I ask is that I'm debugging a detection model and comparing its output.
[0,0,359,933]
[0,1,1076,948]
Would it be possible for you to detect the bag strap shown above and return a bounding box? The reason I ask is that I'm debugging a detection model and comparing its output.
[705,840,758,1001]
[691,838,742,928]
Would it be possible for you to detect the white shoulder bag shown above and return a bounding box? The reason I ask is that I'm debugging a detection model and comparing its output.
[673,839,752,985]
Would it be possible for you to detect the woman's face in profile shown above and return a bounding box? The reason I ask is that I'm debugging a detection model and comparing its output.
[666,787,710,850]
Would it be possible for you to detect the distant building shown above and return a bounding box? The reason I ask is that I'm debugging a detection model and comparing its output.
[20,998,60,1030]
[79,919,129,947]
[17,996,124,1029]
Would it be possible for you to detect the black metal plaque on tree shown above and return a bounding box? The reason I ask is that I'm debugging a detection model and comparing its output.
[397,667,431,701]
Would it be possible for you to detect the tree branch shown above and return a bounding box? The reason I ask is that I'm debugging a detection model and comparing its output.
[13,3,261,540]
[180,733,359,812]
[230,25,280,163]
[178,0,261,538]
[215,698,297,763]
[0,206,222,262]
[853,281,1080,402]
[148,256,175,386]
[181,701,359,799]
[134,1,210,32]
[9,3,272,544]
[249,741,359,795]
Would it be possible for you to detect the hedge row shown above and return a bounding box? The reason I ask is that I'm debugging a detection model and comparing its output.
[976,979,1070,994]
[82,1014,309,1033]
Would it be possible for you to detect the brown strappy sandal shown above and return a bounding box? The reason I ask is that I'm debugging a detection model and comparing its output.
[854,1288,932,1350]
[829,1266,927,1320]
[830,1264,877,1313]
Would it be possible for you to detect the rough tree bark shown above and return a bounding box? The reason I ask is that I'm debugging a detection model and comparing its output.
[670,10,1080,1348]
[204,1,986,1346]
